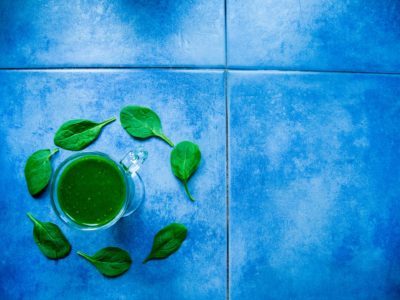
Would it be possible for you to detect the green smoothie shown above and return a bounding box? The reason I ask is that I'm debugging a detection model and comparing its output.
[57,155,126,226]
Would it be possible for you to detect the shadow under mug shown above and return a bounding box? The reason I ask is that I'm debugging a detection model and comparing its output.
[50,150,147,231]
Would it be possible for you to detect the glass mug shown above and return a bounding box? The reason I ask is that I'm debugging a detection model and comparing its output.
[50,150,147,230]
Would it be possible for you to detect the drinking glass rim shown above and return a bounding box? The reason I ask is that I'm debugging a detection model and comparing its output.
[50,151,132,231]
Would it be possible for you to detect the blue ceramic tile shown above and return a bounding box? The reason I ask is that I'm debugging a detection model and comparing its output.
[228,71,400,299]
[0,0,225,68]
[227,0,400,72]
[0,70,226,300]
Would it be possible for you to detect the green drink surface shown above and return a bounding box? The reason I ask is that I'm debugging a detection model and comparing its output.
[57,155,126,226]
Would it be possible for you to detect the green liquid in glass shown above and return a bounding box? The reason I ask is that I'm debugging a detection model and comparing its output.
[57,155,126,226]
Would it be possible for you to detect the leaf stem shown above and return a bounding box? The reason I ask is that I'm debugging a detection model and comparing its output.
[183,182,195,202]
[26,212,39,225]
[101,117,117,127]
[158,133,174,147]
[77,251,92,261]
[49,148,59,158]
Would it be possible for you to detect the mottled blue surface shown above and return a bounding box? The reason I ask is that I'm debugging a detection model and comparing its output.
[0,0,225,67]
[0,70,226,300]
[228,71,400,299]
[227,0,400,72]
[1,0,400,299]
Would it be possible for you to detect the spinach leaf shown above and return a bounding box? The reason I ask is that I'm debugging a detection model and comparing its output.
[24,148,58,196]
[77,247,132,277]
[54,117,116,151]
[170,141,201,201]
[143,223,187,263]
[120,106,174,147]
[27,212,71,259]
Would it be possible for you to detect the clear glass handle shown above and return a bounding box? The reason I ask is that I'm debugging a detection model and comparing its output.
[119,149,148,217]
[120,149,148,174]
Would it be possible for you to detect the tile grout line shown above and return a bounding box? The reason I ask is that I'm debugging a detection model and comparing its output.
[1,66,399,76]
[227,67,400,76]
[0,66,225,71]
[224,70,230,300]
[224,0,228,70]
[224,1,230,300]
